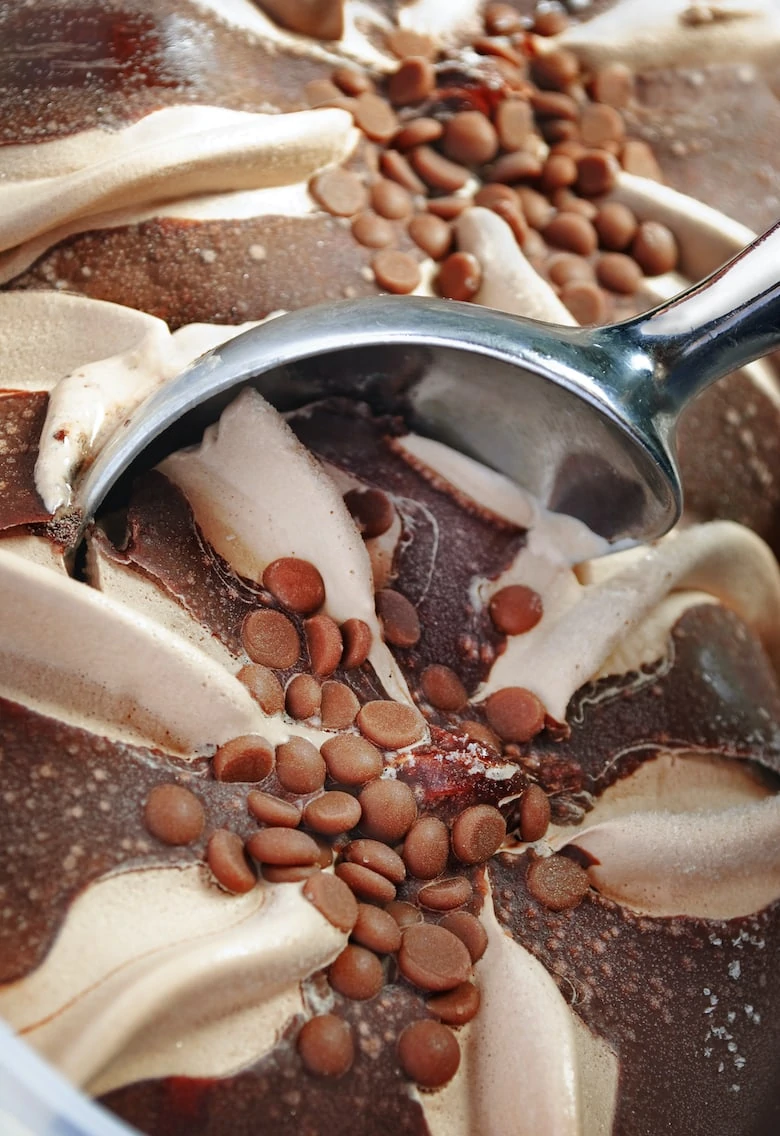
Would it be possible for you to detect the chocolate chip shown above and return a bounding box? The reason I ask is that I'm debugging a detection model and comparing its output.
[620,139,663,181]
[212,735,274,783]
[304,790,362,836]
[531,49,579,92]
[386,899,424,929]
[419,664,468,712]
[486,150,543,184]
[526,853,590,911]
[344,487,396,537]
[410,145,470,192]
[351,903,402,953]
[474,184,516,209]
[285,673,322,721]
[484,2,524,35]
[474,35,524,66]
[596,251,642,294]
[398,1019,460,1088]
[403,815,450,880]
[298,1014,354,1078]
[553,188,599,219]
[580,103,625,148]
[439,911,488,963]
[394,117,443,149]
[144,784,204,846]
[343,839,406,884]
[388,58,436,107]
[531,91,579,121]
[519,783,551,842]
[489,584,543,635]
[311,168,368,217]
[407,213,452,260]
[494,99,534,151]
[305,78,343,108]
[353,92,398,142]
[329,944,385,1000]
[276,736,327,794]
[380,149,427,194]
[246,827,321,866]
[237,664,285,715]
[542,153,578,190]
[437,252,483,301]
[247,790,302,828]
[575,150,619,197]
[263,558,325,614]
[451,804,506,865]
[303,870,360,932]
[590,62,635,108]
[335,861,396,903]
[594,201,637,251]
[320,681,360,729]
[375,588,421,647]
[491,198,529,245]
[560,280,607,325]
[386,28,437,60]
[426,195,470,219]
[417,876,472,911]
[262,0,343,39]
[372,249,421,294]
[398,923,472,992]
[546,251,594,287]
[351,211,394,248]
[332,67,374,96]
[533,6,570,36]
[443,111,499,165]
[304,614,343,677]
[340,618,373,669]
[358,778,417,843]
[263,863,320,884]
[485,687,546,742]
[320,735,383,784]
[459,719,502,755]
[371,178,413,220]
[517,186,555,229]
[427,981,481,1026]
[357,700,426,749]
[631,220,678,276]
[206,829,256,894]
[242,609,300,669]
[543,212,598,256]
[313,836,334,869]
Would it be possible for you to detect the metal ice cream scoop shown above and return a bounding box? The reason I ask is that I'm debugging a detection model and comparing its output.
[71,219,780,545]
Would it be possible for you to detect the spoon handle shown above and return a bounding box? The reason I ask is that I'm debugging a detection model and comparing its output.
[623,218,780,417]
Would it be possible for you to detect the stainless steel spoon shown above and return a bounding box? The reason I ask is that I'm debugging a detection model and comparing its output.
[69,219,780,545]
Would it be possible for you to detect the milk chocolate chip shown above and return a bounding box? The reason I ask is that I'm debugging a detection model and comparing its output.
[258,0,344,41]
[242,609,300,669]
[276,736,327,795]
[398,1020,460,1088]
[451,805,506,864]
[526,853,590,911]
[213,735,275,783]
[263,558,326,614]
[358,778,417,843]
[144,784,204,846]
[298,1014,354,1078]
[207,829,257,894]
[398,924,472,992]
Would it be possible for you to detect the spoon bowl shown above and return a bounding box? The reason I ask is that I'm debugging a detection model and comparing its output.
[69,220,780,546]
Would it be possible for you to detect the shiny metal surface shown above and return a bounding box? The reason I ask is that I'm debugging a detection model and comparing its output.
[70,220,780,545]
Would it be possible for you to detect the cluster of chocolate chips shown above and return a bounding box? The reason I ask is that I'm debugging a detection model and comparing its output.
[141,530,590,1089]
[304,2,679,322]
